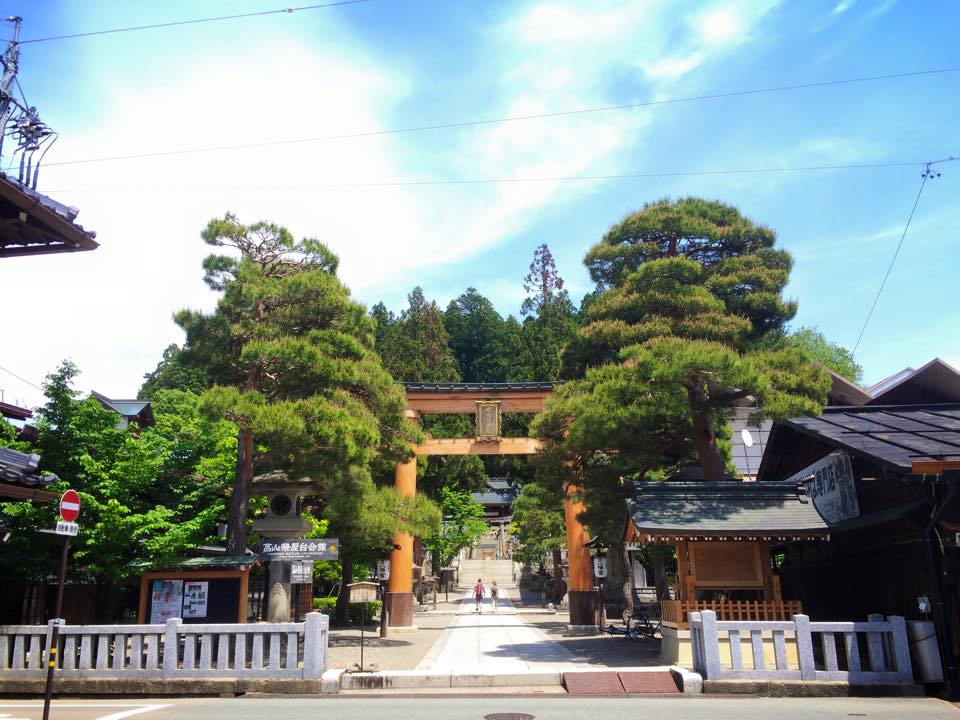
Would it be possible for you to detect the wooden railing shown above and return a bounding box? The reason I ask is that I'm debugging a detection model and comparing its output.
[662,600,803,629]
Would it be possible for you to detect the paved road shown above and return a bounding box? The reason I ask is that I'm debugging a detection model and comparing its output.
[2,697,958,720]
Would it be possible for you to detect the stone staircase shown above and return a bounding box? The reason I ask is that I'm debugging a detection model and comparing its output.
[458,557,517,589]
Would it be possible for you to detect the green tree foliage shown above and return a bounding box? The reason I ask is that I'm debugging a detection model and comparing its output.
[444,288,517,383]
[509,482,565,568]
[0,363,236,621]
[788,326,863,384]
[375,287,459,383]
[422,486,488,571]
[513,244,579,382]
[544,198,830,485]
[139,344,210,398]
[323,467,440,624]
[174,214,419,555]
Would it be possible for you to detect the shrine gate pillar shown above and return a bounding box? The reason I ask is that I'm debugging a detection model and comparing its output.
[564,483,596,627]
[385,410,419,628]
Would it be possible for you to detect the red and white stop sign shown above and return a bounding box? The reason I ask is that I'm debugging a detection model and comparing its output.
[60,489,80,522]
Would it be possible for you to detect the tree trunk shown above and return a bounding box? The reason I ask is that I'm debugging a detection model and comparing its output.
[335,549,353,626]
[687,390,726,481]
[225,428,254,556]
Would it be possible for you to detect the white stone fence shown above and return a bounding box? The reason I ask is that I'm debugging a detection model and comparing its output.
[0,612,328,680]
[690,610,913,685]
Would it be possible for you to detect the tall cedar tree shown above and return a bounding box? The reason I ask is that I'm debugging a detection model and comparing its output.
[540,197,830,483]
[175,214,420,555]
[514,244,579,382]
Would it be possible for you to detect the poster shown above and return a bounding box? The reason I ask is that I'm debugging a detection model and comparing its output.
[786,450,860,524]
[149,579,183,623]
[183,581,209,618]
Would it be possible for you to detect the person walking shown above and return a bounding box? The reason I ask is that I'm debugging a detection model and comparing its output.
[474,578,484,612]
[490,580,499,613]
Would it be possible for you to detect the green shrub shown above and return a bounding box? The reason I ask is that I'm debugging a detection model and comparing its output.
[312,597,382,625]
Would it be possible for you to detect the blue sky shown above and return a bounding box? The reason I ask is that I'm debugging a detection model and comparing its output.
[1,0,958,407]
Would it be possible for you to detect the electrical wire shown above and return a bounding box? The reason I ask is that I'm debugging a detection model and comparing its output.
[18,1,372,44]
[35,160,927,193]
[34,67,960,170]
[852,155,959,356]
[0,365,44,392]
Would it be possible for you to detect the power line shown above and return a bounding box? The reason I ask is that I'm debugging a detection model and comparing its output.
[35,67,960,170]
[37,160,926,193]
[852,155,959,356]
[0,364,43,391]
[18,1,372,44]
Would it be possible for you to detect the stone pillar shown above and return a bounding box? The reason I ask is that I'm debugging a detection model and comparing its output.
[386,411,419,628]
[564,483,595,627]
[266,560,291,622]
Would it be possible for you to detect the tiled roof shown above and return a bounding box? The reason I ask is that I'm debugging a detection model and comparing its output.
[775,404,960,474]
[402,382,559,392]
[0,174,98,257]
[0,446,58,501]
[626,480,828,537]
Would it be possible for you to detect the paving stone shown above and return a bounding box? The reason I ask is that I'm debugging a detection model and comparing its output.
[618,670,681,694]
[562,671,626,696]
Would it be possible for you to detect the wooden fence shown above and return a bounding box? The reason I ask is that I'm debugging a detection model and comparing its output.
[0,613,327,680]
[662,600,803,628]
[690,610,913,685]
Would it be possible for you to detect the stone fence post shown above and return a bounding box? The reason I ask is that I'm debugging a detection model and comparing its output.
[302,612,327,680]
[162,618,181,678]
[699,610,721,680]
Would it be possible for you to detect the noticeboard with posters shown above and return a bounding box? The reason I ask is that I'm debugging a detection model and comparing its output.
[149,579,184,623]
[182,581,209,618]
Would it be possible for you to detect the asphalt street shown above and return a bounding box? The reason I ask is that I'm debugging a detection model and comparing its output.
[1,696,958,720]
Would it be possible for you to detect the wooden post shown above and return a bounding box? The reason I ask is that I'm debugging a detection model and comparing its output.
[563,483,594,627]
[386,411,419,628]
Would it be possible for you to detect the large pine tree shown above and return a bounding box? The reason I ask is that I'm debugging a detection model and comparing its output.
[175,214,420,555]
[541,197,829,484]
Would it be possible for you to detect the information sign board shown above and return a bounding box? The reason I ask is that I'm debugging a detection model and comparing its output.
[349,581,378,603]
[786,450,860,524]
[259,538,339,561]
[150,579,184,623]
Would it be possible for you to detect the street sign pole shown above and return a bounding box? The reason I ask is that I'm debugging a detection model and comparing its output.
[42,535,70,720]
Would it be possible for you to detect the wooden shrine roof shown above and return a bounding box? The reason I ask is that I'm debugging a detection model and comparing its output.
[0,174,98,257]
[626,481,829,540]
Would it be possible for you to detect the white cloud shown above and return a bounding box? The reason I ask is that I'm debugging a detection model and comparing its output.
[1,0,791,400]
[832,0,855,15]
[642,53,705,80]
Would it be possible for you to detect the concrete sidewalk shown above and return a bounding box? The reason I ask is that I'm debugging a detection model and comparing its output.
[414,587,592,674]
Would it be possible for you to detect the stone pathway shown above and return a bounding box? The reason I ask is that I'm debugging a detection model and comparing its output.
[415,586,591,673]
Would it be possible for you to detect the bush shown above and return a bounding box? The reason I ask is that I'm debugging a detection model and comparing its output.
[312,597,382,625]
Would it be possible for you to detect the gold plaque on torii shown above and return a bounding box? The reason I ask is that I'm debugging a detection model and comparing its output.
[475,401,501,442]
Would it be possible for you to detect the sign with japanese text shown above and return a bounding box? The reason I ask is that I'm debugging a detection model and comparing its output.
[150,579,183,624]
[259,538,339,561]
[593,555,608,579]
[55,521,78,536]
[787,450,860,524]
[290,561,314,584]
[376,558,391,581]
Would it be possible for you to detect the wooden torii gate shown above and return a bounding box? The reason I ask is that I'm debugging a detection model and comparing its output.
[385,382,595,628]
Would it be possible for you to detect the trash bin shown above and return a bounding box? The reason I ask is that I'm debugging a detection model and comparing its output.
[907,620,943,682]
